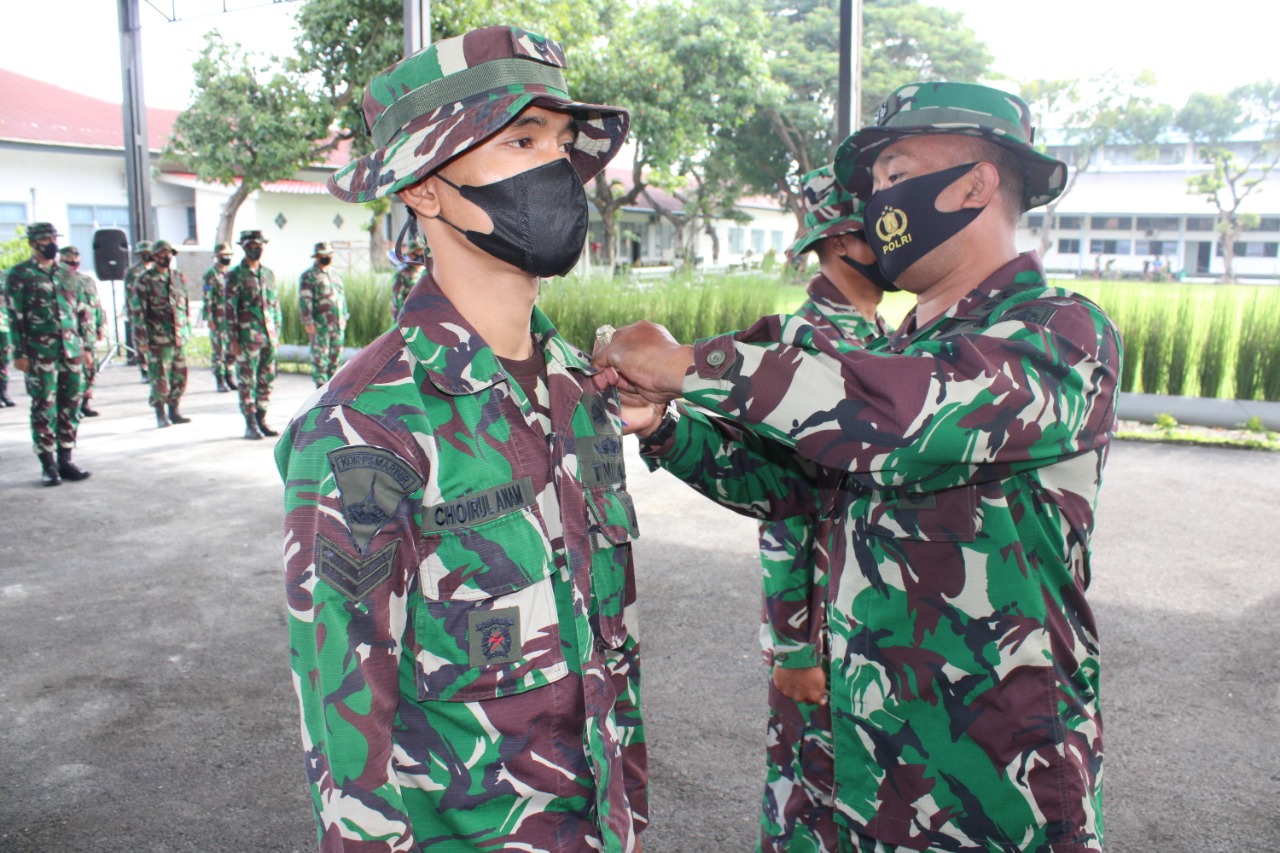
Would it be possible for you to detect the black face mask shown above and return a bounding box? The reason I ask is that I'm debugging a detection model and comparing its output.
[838,246,899,292]
[864,161,985,282]
[244,245,263,261]
[37,242,58,261]
[217,257,231,266]
[434,158,588,278]
[317,257,332,267]
[65,260,80,269]
[155,257,171,268]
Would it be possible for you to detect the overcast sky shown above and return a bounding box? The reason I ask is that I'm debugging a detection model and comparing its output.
[0,0,1274,111]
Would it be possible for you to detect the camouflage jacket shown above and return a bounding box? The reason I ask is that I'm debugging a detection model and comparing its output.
[645,254,1119,851]
[758,273,889,671]
[131,267,191,350]
[298,264,348,328]
[4,258,87,362]
[201,265,229,332]
[123,261,150,328]
[225,262,280,351]
[276,271,646,852]
[390,264,423,318]
[68,270,107,345]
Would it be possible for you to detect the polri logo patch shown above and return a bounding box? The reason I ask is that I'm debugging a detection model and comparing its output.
[328,445,424,554]
[874,206,911,252]
[468,607,522,666]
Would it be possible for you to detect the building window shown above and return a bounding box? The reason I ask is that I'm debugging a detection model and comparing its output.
[1135,216,1179,232]
[1058,238,1081,254]
[1055,215,1084,230]
[1135,240,1176,256]
[728,227,744,254]
[1251,217,1280,232]
[1186,217,1217,231]
[771,230,785,252]
[750,229,765,255]
[1090,215,1133,231]
[186,206,197,242]
[1090,239,1132,255]
[1024,214,1045,230]
[67,204,131,252]
[0,201,26,240]
[1230,242,1279,258]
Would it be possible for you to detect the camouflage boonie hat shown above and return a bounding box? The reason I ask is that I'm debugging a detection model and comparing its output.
[238,230,268,245]
[312,242,334,257]
[328,25,630,203]
[57,245,81,257]
[150,239,176,253]
[135,240,153,254]
[27,222,58,240]
[835,82,1068,210]
[214,242,234,256]
[787,165,867,257]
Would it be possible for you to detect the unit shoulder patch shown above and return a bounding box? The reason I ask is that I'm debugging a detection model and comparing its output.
[327,445,424,553]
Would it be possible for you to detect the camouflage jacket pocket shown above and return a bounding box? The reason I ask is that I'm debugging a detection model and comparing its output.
[865,484,979,542]
[585,487,639,648]
[415,506,567,702]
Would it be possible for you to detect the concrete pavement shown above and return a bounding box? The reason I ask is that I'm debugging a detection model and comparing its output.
[1,362,1277,852]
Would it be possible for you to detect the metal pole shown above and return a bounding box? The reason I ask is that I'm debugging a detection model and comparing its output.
[118,0,153,363]
[836,0,863,147]
[390,1,431,266]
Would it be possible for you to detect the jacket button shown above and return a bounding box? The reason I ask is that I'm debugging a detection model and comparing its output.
[706,349,727,367]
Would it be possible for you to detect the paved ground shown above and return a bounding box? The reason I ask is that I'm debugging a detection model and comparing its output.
[1,363,1277,852]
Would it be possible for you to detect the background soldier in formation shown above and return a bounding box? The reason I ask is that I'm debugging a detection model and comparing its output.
[755,165,893,853]
[225,229,280,440]
[297,240,348,387]
[0,270,14,407]
[131,239,191,427]
[58,246,106,417]
[123,240,153,380]
[202,241,236,393]
[389,238,427,317]
[4,222,93,486]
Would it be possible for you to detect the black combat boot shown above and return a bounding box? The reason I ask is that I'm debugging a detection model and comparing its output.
[225,372,237,390]
[82,397,99,417]
[215,373,228,393]
[155,403,171,428]
[0,377,14,407]
[255,410,279,437]
[56,448,90,482]
[168,403,191,424]
[244,412,264,440]
[39,452,62,486]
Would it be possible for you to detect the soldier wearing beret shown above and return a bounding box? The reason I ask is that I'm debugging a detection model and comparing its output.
[298,241,348,387]
[276,26,646,852]
[202,242,237,393]
[225,229,280,439]
[4,222,93,485]
[132,239,192,427]
[596,82,1120,852]
[57,246,106,417]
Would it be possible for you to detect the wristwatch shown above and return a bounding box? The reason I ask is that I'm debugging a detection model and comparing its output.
[638,402,681,450]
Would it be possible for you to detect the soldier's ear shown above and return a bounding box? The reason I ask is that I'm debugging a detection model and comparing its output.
[961,162,1001,210]
[399,177,441,220]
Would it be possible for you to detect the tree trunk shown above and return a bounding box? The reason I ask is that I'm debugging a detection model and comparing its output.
[705,222,720,262]
[216,182,256,246]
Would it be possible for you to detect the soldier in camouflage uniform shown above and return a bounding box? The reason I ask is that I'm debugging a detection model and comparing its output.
[132,239,192,427]
[0,269,14,407]
[4,222,93,486]
[278,26,646,852]
[124,240,153,379]
[596,82,1120,852]
[58,246,106,417]
[298,241,348,387]
[225,229,280,439]
[390,238,427,318]
[202,242,236,393]
[755,165,895,853]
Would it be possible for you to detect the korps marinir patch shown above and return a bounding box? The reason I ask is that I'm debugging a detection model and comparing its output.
[327,445,424,554]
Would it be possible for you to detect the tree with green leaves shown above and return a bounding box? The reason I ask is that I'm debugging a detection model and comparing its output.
[729,0,992,242]
[164,34,332,246]
[1022,71,1173,260]
[1176,82,1280,282]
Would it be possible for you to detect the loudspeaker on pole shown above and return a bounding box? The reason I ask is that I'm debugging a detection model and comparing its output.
[92,228,131,281]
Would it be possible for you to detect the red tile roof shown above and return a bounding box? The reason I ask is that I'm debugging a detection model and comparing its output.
[0,68,179,151]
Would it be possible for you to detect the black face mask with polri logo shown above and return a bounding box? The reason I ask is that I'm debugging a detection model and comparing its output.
[433,158,588,278]
[863,161,985,282]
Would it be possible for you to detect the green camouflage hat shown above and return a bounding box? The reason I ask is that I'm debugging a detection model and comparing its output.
[150,239,176,253]
[57,245,81,257]
[312,242,334,257]
[214,242,234,256]
[787,165,867,257]
[135,240,153,254]
[27,222,58,240]
[328,25,630,204]
[238,230,268,245]
[834,82,1068,209]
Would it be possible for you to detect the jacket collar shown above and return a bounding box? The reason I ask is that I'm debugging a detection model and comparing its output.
[890,252,1047,345]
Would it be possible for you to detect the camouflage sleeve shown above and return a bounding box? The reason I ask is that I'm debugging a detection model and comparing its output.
[680,296,1120,491]
[130,274,149,352]
[299,270,315,327]
[5,268,26,358]
[179,272,192,344]
[641,403,822,522]
[75,278,95,347]
[758,515,820,670]
[225,271,242,344]
[278,405,426,852]
[605,633,648,834]
[270,271,283,334]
